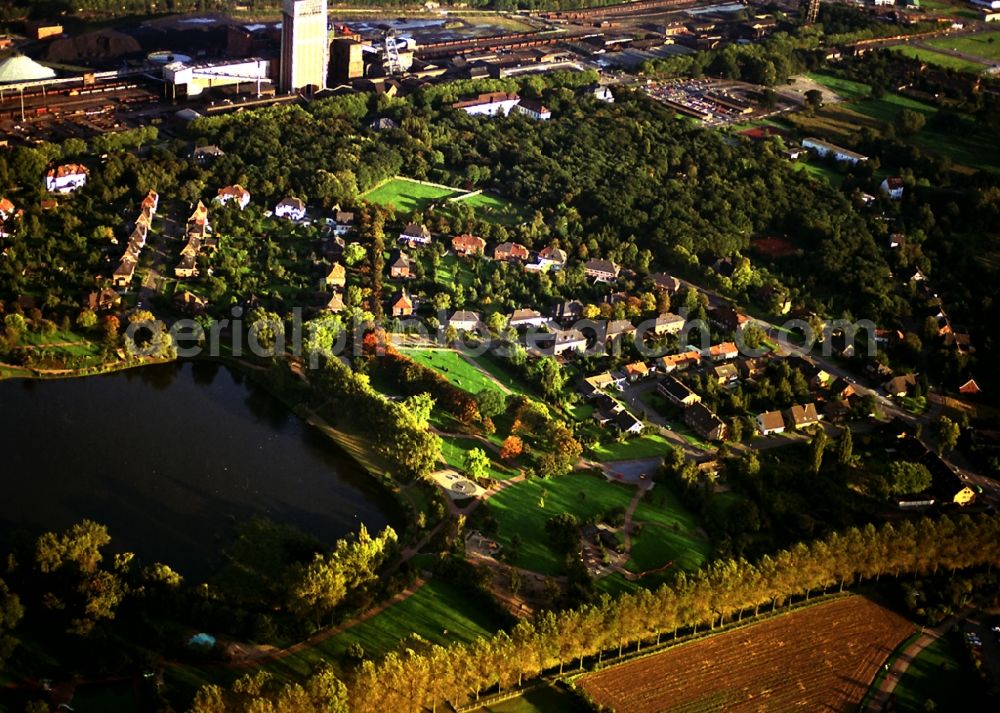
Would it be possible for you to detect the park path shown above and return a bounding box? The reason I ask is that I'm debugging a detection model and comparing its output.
[619,486,647,553]
[863,610,969,712]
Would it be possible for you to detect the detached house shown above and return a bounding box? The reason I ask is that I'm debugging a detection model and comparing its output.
[651,313,685,336]
[515,99,551,120]
[275,197,306,220]
[399,223,432,247]
[756,410,786,435]
[215,184,251,210]
[538,328,587,357]
[584,258,620,282]
[389,251,412,279]
[141,190,159,215]
[884,373,918,398]
[46,164,88,193]
[452,91,521,117]
[605,319,637,344]
[706,342,739,362]
[656,350,701,373]
[452,233,486,257]
[708,306,748,333]
[448,310,482,332]
[649,272,681,293]
[880,177,904,200]
[324,262,347,289]
[333,210,355,237]
[508,308,547,329]
[494,241,530,262]
[187,201,211,237]
[390,290,413,317]
[0,197,14,221]
[536,246,567,271]
[787,403,821,430]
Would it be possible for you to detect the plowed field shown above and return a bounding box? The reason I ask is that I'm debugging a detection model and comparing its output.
[578,596,915,712]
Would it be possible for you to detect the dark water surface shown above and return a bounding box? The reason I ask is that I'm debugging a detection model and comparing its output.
[0,361,398,578]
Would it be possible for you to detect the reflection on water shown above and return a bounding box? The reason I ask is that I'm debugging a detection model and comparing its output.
[0,362,399,579]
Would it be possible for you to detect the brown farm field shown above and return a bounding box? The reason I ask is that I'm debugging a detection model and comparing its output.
[578,596,915,713]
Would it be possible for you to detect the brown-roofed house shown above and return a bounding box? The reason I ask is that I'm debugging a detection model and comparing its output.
[756,410,786,435]
[452,233,486,257]
[584,258,620,282]
[684,403,727,441]
[787,403,820,429]
[391,290,413,317]
[324,262,346,288]
[883,373,918,398]
[494,241,530,262]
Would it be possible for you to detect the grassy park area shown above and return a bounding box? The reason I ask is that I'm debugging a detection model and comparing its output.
[805,73,871,101]
[588,433,672,462]
[360,177,463,214]
[889,45,987,74]
[924,31,1000,61]
[439,435,519,480]
[627,485,711,573]
[452,191,527,226]
[402,348,505,397]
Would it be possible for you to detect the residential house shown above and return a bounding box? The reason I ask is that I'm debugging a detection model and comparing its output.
[883,373,918,398]
[399,223,432,247]
[0,197,14,223]
[84,288,120,312]
[192,145,225,162]
[592,394,625,426]
[708,305,748,333]
[656,350,701,373]
[875,328,904,348]
[515,99,551,120]
[538,328,587,356]
[801,137,868,164]
[536,246,567,271]
[369,117,398,131]
[684,403,728,441]
[275,196,306,220]
[809,368,834,391]
[452,91,521,117]
[45,164,88,193]
[324,262,347,289]
[390,290,413,317]
[823,399,853,423]
[712,363,739,386]
[215,184,251,210]
[959,378,981,396]
[550,300,584,323]
[584,258,620,282]
[880,176,904,200]
[787,402,821,429]
[389,251,412,279]
[829,377,856,400]
[582,372,623,398]
[175,290,208,315]
[605,319,637,345]
[659,376,701,407]
[623,362,651,382]
[174,255,198,279]
[333,210,355,237]
[736,357,764,380]
[452,233,486,257]
[649,272,681,293]
[615,410,644,435]
[591,85,614,103]
[508,308,547,329]
[756,410,786,436]
[321,291,345,313]
[140,190,159,215]
[706,342,739,362]
[448,310,482,332]
[494,241,530,262]
[187,201,211,236]
[651,313,685,336]
[112,258,137,287]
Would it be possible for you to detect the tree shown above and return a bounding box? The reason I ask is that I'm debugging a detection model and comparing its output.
[500,435,524,461]
[805,89,823,111]
[896,108,926,137]
[889,462,932,495]
[342,242,366,266]
[810,429,828,475]
[933,416,960,455]
[0,579,23,668]
[477,389,507,420]
[533,357,567,399]
[836,426,854,468]
[464,448,491,481]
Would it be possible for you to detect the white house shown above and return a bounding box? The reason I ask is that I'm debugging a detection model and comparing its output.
[452,92,521,117]
[756,410,786,436]
[0,197,15,221]
[45,164,88,193]
[591,86,614,103]
[508,308,547,329]
[515,99,551,120]
[880,177,904,200]
[216,184,250,210]
[448,310,482,332]
[399,223,432,247]
[801,137,868,165]
[537,328,588,357]
[275,196,306,220]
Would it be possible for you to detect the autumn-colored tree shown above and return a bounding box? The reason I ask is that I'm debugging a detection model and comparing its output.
[500,435,524,461]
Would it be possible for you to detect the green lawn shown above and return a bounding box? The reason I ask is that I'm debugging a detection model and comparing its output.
[924,31,1000,61]
[485,473,638,576]
[793,158,846,187]
[434,253,477,288]
[451,191,527,226]
[889,45,987,74]
[466,350,534,397]
[891,631,990,711]
[588,433,672,462]
[361,177,464,214]
[850,93,937,123]
[627,484,711,573]
[264,577,504,680]
[805,72,871,101]
[440,435,519,481]
[483,684,590,712]
[402,348,505,397]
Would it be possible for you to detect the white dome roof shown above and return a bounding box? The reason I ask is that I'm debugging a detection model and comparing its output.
[0,55,57,84]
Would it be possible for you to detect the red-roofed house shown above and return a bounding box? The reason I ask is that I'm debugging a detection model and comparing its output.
[215,184,251,210]
[46,164,88,193]
[452,233,486,257]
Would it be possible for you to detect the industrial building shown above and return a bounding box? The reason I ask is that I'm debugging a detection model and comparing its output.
[280,0,329,93]
[163,58,272,98]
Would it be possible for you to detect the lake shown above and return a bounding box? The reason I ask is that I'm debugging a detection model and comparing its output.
[0,361,400,578]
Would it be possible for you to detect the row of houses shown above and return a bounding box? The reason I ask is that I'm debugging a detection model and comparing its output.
[112,190,158,288]
[451,91,552,120]
[175,200,217,279]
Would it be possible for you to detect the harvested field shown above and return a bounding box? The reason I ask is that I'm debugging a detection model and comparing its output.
[578,596,915,713]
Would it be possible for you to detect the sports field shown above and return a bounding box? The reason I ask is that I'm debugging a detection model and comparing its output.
[890,45,987,74]
[361,177,463,213]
